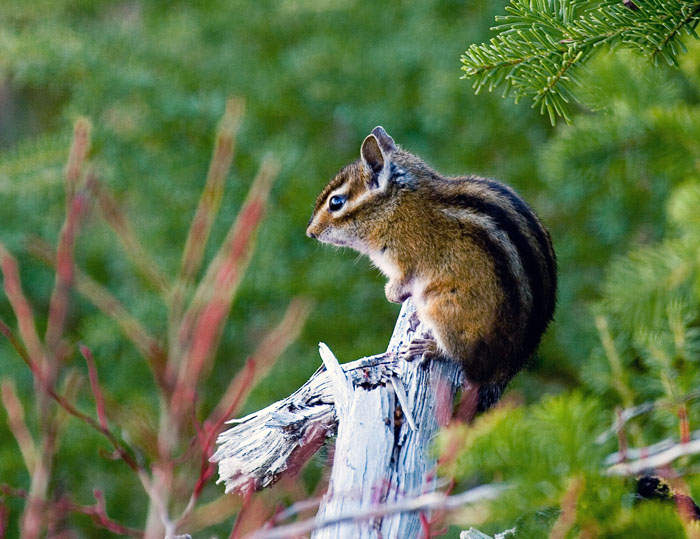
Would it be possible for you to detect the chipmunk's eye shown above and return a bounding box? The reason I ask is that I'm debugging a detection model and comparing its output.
[328,194,346,212]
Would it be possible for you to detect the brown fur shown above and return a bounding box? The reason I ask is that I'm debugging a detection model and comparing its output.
[307,127,556,406]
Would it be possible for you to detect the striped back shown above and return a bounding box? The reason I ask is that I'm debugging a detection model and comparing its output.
[434,174,557,368]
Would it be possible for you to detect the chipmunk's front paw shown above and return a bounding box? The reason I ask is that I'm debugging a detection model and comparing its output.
[398,332,438,364]
[385,280,411,304]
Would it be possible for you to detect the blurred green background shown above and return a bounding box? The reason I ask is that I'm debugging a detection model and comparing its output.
[2,0,700,536]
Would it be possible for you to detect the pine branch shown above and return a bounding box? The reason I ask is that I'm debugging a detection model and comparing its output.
[462,0,700,123]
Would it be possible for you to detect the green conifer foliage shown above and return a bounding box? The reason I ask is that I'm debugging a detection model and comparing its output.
[462,0,700,122]
[531,48,700,379]
[447,27,700,539]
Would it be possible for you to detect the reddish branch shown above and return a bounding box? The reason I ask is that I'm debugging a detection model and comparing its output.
[0,493,10,537]
[171,158,279,424]
[80,345,109,430]
[169,99,243,382]
[1,379,37,473]
[45,191,89,354]
[64,117,91,200]
[0,320,141,474]
[1,107,300,538]
[210,298,312,426]
[83,489,143,537]
[178,98,243,285]
[1,484,143,537]
[0,244,45,367]
[193,360,256,502]
[678,404,690,444]
[27,238,169,390]
[176,298,310,529]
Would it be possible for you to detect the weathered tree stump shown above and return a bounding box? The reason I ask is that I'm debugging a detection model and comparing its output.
[212,300,465,536]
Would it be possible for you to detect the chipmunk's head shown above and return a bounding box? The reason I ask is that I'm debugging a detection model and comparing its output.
[306,126,412,253]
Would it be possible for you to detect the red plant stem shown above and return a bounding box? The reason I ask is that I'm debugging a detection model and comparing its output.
[86,489,144,537]
[0,320,142,474]
[0,483,27,499]
[169,128,235,374]
[0,239,55,517]
[1,379,37,473]
[229,483,255,539]
[45,192,89,356]
[1,484,143,538]
[208,358,258,428]
[209,298,311,426]
[194,358,257,499]
[178,100,242,285]
[267,496,322,527]
[174,358,257,530]
[419,512,431,539]
[208,358,256,440]
[178,298,314,523]
[172,159,277,424]
[80,345,109,430]
[27,237,169,391]
[0,498,9,539]
[64,117,91,201]
[0,244,45,368]
[437,426,466,469]
[22,417,60,539]
[167,99,245,387]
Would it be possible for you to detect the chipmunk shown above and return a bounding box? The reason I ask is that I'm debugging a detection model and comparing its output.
[306,127,556,412]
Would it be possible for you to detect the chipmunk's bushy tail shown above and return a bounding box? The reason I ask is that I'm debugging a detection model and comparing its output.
[477,382,507,412]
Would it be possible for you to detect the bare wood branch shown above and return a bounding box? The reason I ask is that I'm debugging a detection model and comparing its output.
[211,352,399,494]
[248,484,508,539]
[595,390,700,444]
[606,432,700,476]
[460,527,516,539]
[317,342,352,418]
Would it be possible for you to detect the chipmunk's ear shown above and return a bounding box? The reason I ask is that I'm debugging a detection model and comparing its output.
[361,126,395,190]
[371,126,396,154]
[361,134,384,174]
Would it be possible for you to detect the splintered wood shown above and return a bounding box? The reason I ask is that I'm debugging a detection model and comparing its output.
[211,300,464,537]
[211,352,399,494]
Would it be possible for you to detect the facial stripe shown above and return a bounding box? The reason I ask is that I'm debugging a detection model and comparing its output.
[312,161,363,215]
